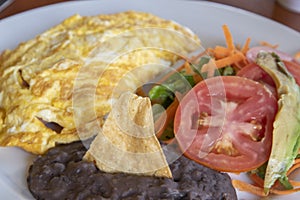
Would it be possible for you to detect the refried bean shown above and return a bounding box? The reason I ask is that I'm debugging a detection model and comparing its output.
[27,141,237,200]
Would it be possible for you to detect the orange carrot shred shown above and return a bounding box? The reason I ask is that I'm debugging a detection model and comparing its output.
[184,61,193,75]
[259,41,279,49]
[270,187,300,195]
[213,46,231,59]
[232,180,267,197]
[238,158,300,197]
[295,51,300,61]
[222,24,235,51]
[214,52,245,68]
[208,25,251,70]
[249,173,264,187]
[233,178,300,196]
[290,180,300,187]
[155,98,179,138]
[287,159,300,175]
[241,37,251,54]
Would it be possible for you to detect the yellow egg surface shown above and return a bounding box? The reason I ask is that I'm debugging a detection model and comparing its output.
[0,11,200,154]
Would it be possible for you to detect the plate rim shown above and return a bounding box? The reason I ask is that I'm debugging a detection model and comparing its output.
[0,1,299,200]
[0,0,299,35]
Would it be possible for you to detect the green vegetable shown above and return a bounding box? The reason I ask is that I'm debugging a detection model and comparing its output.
[253,162,267,180]
[219,65,235,76]
[190,56,236,79]
[256,52,300,194]
[148,71,195,108]
[190,56,210,76]
[159,120,175,141]
[149,85,174,108]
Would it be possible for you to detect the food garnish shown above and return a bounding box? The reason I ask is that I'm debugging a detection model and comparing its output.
[206,25,250,70]
[145,25,300,197]
[174,75,277,172]
[256,52,300,193]
[84,92,172,178]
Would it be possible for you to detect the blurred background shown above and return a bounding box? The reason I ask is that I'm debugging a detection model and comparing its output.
[0,0,299,31]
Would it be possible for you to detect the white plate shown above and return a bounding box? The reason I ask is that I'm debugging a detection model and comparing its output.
[0,0,299,199]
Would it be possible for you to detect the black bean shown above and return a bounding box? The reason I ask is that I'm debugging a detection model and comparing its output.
[27,141,237,200]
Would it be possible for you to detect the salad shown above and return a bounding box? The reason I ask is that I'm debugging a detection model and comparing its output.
[141,25,300,197]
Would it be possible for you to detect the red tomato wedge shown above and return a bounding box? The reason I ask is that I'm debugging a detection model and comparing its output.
[174,76,278,172]
[284,60,300,86]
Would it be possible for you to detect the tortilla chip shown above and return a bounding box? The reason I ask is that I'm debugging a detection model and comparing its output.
[84,92,172,178]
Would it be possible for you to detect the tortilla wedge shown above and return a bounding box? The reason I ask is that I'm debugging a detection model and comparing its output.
[84,92,172,178]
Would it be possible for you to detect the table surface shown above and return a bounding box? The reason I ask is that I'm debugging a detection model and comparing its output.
[0,0,299,32]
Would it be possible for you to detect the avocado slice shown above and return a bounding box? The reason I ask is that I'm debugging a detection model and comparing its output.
[256,52,300,193]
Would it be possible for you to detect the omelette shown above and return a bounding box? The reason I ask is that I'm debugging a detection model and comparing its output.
[0,11,200,154]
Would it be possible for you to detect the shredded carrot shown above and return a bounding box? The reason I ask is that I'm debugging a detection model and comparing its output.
[233,179,300,196]
[233,61,245,69]
[259,41,279,49]
[241,37,251,54]
[222,24,235,51]
[233,157,300,197]
[208,25,251,70]
[295,51,300,61]
[214,52,246,68]
[193,73,203,84]
[206,47,214,56]
[212,46,231,59]
[232,180,267,197]
[287,158,300,175]
[155,97,179,139]
[249,173,264,187]
[290,180,300,187]
[270,187,300,195]
[184,61,193,75]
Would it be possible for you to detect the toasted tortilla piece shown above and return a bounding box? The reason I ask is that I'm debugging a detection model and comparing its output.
[0,11,200,154]
[84,92,172,178]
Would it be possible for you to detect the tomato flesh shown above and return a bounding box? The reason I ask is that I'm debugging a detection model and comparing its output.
[284,60,300,86]
[174,76,278,172]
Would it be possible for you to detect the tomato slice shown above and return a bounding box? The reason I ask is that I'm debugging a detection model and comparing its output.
[284,60,300,86]
[236,62,277,96]
[174,76,278,172]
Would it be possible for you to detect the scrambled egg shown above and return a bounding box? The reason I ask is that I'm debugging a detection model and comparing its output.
[0,11,200,154]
